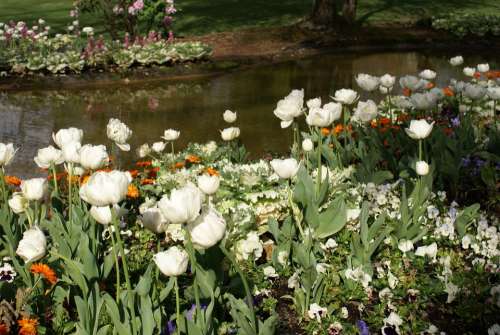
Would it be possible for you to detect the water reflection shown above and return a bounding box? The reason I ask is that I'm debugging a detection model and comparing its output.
[0,51,496,177]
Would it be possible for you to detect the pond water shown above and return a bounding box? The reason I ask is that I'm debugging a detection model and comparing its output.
[0,50,497,177]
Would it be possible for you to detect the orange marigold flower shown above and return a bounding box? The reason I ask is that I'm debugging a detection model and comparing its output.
[18,318,38,335]
[333,124,344,135]
[402,88,411,97]
[0,323,8,335]
[174,162,185,169]
[185,155,201,164]
[81,175,90,185]
[67,175,80,185]
[128,170,139,178]
[96,168,113,173]
[321,128,330,136]
[30,263,57,285]
[5,175,21,186]
[379,117,391,126]
[136,161,152,168]
[426,82,435,89]
[443,87,454,97]
[140,178,155,185]
[206,167,219,176]
[127,184,139,199]
[370,120,378,128]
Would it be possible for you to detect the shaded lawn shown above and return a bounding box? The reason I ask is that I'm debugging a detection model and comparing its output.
[0,0,499,36]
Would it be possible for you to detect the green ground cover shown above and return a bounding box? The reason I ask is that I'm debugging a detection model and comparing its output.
[0,0,499,36]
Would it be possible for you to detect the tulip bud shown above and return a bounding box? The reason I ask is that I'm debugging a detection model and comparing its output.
[107,118,132,151]
[416,161,429,176]
[21,178,47,201]
[162,129,180,141]
[197,175,220,195]
[16,226,47,263]
[152,141,166,153]
[0,143,17,167]
[302,139,313,152]
[154,246,189,277]
[220,127,240,141]
[8,193,28,214]
[223,110,237,123]
[90,205,112,225]
[270,158,299,179]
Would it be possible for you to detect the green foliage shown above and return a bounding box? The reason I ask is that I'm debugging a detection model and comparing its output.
[432,13,500,37]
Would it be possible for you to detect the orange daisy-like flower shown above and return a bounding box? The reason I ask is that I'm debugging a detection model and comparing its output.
[96,168,113,173]
[127,184,139,199]
[206,167,219,176]
[402,88,411,97]
[5,175,21,187]
[47,172,65,182]
[333,124,344,136]
[140,178,155,185]
[30,263,58,285]
[0,323,8,335]
[379,117,391,126]
[18,318,38,335]
[136,161,152,168]
[321,128,330,136]
[443,87,454,97]
[80,175,90,185]
[185,155,201,164]
[370,120,378,128]
[148,167,160,178]
[173,162,185,169]
[128,170,139,178]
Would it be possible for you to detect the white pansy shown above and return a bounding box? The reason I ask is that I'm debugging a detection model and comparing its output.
[405,119,434,140]
[355,73,380,92]
[154,246,189,277]
[0,143,17,166]
[8,193,28,214]
[197,174,220,195]
[223,110,237,123]
[270,158,299,179]
[263,266,278,278]
[220,127,240,141]
[16,226,46,263]
[188,207,226,249]
[158,183,203,224]
[416,161,430,176]
[21,178,47,201]
[398,239,414,253]
[273,89,304,128]
[333,88,359,105]
[235,231,263,261]
[415,242,438,260]
[79,144,109,170]
[162,129,180,141]
[488,324,500,335]
[52,128,83,149]
[107,118,132,151]
[307,303,327,322]
[80,171,131,206]
[345,266,372,288]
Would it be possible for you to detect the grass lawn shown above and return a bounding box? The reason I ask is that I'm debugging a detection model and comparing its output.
[0,0,499,36]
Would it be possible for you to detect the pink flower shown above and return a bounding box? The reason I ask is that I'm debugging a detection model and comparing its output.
[133,0,144,10]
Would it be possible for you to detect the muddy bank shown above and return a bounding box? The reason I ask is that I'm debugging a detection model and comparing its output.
[1,23,499,91]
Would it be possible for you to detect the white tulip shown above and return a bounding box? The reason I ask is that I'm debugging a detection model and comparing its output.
[306,107,335,127]
[419,69,436,80]
[355,73,380,92]
[398,239,414,253]
[154,246,189,277]
[79,171,131,206]
[158,183,203,224]
[79,144,109,170]
[449,56,464,66]
[220,127,240,141]
[306,98,322,109]
[223,110,237,123]
[52,127,83,149]
[34,145,64,169]
[162,129,180,141]
[463,67,476,77]
[62,141,81,164]
[333,88,358,105]
[188,207,226,249]
[141,206,168,234]
[107,118,132,151]
[273,89,304,128]
[487,87,500,100]
[352,100,378,122]
[90,205,112,225]
[136,143,151,158]
[197,175,220,195]
[405,119,435,140]
[399,75,424,91]
[464,83,486,100]
[477,63,489,73]
[152,141,166,153]
[21,178,47,201]
[270,158,299,179]
[302,138,314,152]
[0,143,17,167]
[8,193,28,214]
[65,164,85,176]
[16,226,46,263]
[82,26,94,35]
[416,161,429,176]
[380,74,396,88]
[410,92,438,110]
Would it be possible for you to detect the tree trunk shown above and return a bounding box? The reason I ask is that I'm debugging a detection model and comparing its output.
[342,0,357,24]
[311,0,338,26]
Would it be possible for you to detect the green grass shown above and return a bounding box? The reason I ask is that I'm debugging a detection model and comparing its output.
[1,0,499,36]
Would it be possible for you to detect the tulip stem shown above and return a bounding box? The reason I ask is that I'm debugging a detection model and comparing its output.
[68,163,73,224]
[316,130,322,199]
[51,164,58,196]
[184,230,203,327]
[419,140,423,161]
[0,168,7,207]
[219,245,257,332]
[174,277,181,335]
[171,142,175,155]
[109,227,121,301]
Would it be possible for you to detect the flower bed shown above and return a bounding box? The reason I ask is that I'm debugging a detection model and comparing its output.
[0,57,499,335]
[0,20,211,75]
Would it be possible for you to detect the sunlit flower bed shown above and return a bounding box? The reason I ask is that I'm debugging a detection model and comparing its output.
[0,57,499,335]
[0,20,211,75]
